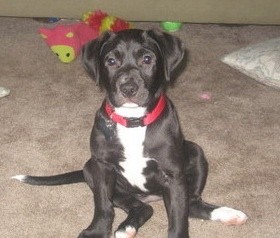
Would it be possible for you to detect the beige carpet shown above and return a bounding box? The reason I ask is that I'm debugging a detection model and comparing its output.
[1,17,280,238]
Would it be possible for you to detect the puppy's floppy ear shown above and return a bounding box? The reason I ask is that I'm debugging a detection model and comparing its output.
[145,30,185,81]
[82,31,114,85]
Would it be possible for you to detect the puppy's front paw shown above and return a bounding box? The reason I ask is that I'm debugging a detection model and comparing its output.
[115,226,137,238]
[78,229,107,238]
[211,207,248,225]
[78,229,92,238]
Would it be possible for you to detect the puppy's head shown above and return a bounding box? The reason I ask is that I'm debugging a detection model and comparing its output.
[82,29,184,107]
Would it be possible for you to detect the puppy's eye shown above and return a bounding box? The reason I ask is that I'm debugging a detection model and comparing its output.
[143,55,153,64]
[107,58,116,66]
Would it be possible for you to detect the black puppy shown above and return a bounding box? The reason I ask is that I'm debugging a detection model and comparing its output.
[13,29,247,238]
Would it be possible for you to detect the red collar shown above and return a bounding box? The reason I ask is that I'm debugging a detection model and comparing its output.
[105,94,167,128]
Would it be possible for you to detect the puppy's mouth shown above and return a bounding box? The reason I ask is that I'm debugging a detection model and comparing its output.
[114,103,147,118]
[120,97,145,107]
[111,98,144,109]
[121,102,140,108]
[109,90,150,108]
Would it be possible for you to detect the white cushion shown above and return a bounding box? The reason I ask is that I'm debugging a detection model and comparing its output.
[222,37,280,89]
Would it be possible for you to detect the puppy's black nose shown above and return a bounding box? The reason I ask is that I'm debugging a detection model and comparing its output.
[120,81,139,98]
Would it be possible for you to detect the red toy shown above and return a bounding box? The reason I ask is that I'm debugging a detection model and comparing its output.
[39,22,98,63]
[39,10,132,63]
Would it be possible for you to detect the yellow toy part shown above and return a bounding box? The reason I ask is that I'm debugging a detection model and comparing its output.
[66,32,74,38]
[100,16,116,33]
[50,45,76,63]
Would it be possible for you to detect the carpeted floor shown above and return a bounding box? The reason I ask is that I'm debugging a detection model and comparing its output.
[1,17,280,238]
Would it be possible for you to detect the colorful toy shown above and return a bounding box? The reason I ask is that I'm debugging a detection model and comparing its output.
[82,10,132,33]
[39,22,99,63]
[39,10,132,63]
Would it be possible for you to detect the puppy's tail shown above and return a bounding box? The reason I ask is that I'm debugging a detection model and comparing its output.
[11,170,84,186]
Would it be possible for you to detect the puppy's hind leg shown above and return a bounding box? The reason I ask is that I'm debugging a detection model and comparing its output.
[184,140,248,225]
[113,187,153,238]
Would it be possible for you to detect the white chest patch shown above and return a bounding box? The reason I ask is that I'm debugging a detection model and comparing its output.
[117,124,151,192]
[115,105,151,192]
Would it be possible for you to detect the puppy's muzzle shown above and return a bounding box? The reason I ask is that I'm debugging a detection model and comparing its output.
[119,80,139,98]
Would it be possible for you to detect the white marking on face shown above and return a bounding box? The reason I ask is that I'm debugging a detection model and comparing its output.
[211,206,248,225]
[115,105,152,192]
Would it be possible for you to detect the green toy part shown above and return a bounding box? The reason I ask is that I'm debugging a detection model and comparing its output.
[160,22,183,32]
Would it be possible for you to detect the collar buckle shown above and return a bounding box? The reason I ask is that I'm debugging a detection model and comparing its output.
[126,117,145,128]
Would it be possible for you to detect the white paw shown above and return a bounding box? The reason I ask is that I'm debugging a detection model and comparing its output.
[211,207,248,225]
[115,226,137,238]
